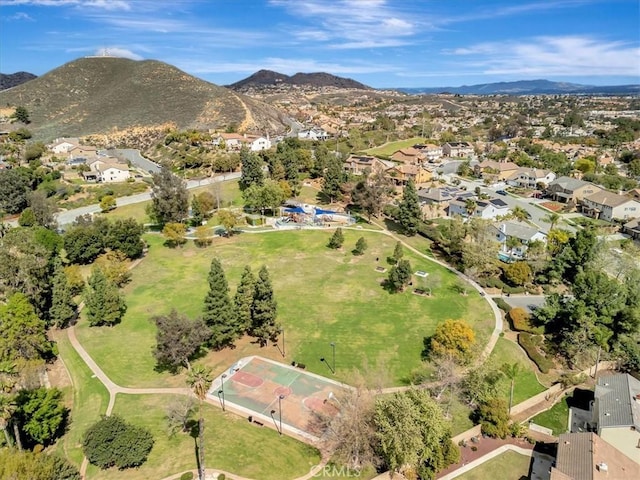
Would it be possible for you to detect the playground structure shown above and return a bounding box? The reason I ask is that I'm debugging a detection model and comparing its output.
[208,356,348,441]
[275,203,356,229]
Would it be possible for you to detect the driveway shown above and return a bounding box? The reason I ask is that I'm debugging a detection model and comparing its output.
[500,294,546,313]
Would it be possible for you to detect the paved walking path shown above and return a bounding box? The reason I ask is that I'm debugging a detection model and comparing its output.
[62,217,504,479]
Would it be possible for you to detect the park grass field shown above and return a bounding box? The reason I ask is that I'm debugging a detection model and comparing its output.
[488,338,546,404]
[88,394,320,480]
[363,137,427,156]
[51,332,109,469]
[75,229,494,388]
[456,450,531,480]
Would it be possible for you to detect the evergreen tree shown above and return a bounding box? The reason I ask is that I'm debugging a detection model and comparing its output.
[84,268,127,327]
[387,259,412,293]
[322,154,345,203]
[203,259,240,349]
[239,147,264,191]
[250,266,279,346]
[392,241,404,263]
[234,265,256,333]
[354,237,367,256]
[49,258,77,328]
[148,168,189,227]
[397,179,422,236]
[328,228,344,249]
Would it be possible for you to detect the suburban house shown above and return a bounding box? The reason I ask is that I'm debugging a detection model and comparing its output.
[448,196,510,219]
[443,141,474,158]
[343,155,391,176]
[507,167,557,189]
[390,147,426,165]
[417,186,469,219]
[385,164,433,187]
[297,128,330,141]
[623,217,640,239]
[582,191,640,222]
[592,373,640,464]
[546,176,604,204]
[244,135,272,152]
[489,221,547,258]
[551,432,638,479]
[49,137,80,154]
[212,133,245,150]
[85,157,130,183]
[415,143,444,162]
[474,160,520,181]
[68,144,98,159]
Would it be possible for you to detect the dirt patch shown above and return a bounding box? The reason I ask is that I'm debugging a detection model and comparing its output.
[47,358,72,390]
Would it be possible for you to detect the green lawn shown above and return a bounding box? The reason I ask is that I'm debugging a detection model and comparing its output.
[487,338,546,405]
[364,137,427,156]
[530,397,569,435]
[75,230,494,388]
[51,332,110,469]
[457,450,531,480]
[88,394,320,480]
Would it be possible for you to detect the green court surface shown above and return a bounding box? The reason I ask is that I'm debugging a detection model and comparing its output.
[210,356,347,440]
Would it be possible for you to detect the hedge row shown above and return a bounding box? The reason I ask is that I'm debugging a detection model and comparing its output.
[493,298,512,314]
[509,308,543,334]
[518,333,555,374]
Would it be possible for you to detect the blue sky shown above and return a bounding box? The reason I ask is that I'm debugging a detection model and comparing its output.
[1,0,639,88]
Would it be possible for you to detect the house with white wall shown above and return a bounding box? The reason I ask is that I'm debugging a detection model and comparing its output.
[489,221,546,258]
[582,191,640,222]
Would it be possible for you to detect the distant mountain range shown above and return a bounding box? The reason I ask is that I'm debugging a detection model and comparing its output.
[228,69,370,90]
[0,72,37,91]
[398,79,640,95]
[0,58,287,140]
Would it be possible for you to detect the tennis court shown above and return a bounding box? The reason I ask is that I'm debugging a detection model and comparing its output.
[207,356,347,441]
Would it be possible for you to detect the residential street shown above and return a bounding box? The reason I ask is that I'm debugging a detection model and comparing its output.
[55,171,241,226]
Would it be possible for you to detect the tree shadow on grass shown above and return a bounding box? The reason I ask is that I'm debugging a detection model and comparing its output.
[383,218,403,233]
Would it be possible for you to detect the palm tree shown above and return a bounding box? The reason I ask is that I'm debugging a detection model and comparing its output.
[500,362,521,414]
[0,395,16,447]
[543,212,561,231]
[0,361,17,394]
[187,365,213,480]
[591,328,612,379]
[510,206,529,222]
[465,199,477,217]
[505,236,521,258]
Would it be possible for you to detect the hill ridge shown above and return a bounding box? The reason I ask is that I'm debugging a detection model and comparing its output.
[0,57,287,140]
[229,69,370,90]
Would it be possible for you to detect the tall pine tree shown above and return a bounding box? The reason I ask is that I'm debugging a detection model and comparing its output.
[397,179,422,236]
[49,258,77,328]
[322,154,345,203]
[234,265,256,333]
[203,259,240,349]
[239,147,264,191]
[84,268,126,326]
[250,266,279,346]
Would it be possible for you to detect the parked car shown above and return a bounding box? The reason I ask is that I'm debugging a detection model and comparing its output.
[496,190,507,195]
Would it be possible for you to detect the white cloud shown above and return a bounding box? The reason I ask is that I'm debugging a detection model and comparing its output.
[6,11,35,21]
[446,36,640,77]
[3,0,131,9]
[269,0,419,49]
[93,47,142,60]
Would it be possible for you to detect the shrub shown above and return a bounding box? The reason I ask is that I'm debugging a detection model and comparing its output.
[82,415,154,470]
[502,285,525,294]
[518,333,554,374]
[477,398,510,439]
[180,473,194,480]
[508,308,537,333]
[493,298,512,314]
[470,446,477,452]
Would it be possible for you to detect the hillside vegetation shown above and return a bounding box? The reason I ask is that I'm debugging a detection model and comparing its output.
[0,57,287,140]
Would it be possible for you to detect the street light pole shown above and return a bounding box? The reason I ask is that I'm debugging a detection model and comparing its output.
[218,373,227,412]
[278,394,285,436]
[330,342,336,374]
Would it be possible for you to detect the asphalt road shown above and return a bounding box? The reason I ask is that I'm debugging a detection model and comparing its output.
[55,171,241,226]
[499,294,546,313]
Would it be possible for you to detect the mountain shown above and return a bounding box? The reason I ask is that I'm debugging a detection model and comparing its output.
[229,70,370,90]
[398,79,640,95]
[0,57,287,140]
[0,72,37,91]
